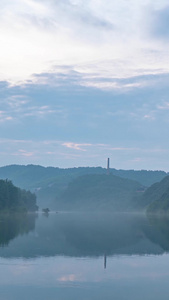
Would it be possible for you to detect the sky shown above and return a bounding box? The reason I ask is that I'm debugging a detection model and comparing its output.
[1,0,169,170]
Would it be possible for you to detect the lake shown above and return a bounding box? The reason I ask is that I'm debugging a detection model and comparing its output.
[0,212,169,299]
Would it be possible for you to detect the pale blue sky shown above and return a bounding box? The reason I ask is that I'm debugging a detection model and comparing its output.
[0,0,169,170]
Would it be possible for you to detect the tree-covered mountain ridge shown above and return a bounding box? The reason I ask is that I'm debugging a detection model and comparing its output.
[0,164,166,188]
[57,174,169,213]
[0,164,168,212]
[0,179,38,212]
[57,174,145,211]
[140,175,169,213]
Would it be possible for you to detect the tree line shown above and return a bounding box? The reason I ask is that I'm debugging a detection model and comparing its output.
[0,179,38,212]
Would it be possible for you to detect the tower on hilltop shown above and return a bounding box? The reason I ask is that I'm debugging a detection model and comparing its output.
[107,158,110,175]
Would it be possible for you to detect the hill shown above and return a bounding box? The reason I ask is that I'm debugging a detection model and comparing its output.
[57,174,144,211]
[0,165,167,209]
[135,175,169,213]
[110,168,166,187]
[0,179,38,212]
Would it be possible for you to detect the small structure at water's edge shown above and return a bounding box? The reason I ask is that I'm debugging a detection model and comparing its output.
[42,208,50,214]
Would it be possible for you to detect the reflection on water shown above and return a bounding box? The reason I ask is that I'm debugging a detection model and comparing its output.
[0,212,169,257]
[1,212,169,299]
[0,213,36,247]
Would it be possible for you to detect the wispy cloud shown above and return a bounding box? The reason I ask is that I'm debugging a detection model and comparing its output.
[0,138,168,170]
[143,114,155,120]
[62,142,92,151]
[157,102,169,110]
[6,95,29,109]
[1,1,169,170]
[1,0,169,88]
[17,149,34,157]
[29,67,169,92]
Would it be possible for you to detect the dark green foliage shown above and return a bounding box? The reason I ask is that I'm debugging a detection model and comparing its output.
[0,179,19,210]
[0,179,38,212]
[18,189,38,212]
[147,187,169,213]
[58,174,144,211]
[136,175,169,213]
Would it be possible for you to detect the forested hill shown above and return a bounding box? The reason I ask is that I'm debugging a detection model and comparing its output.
[0,165,166,188]
[57,174,144,211]
[110,169,167,187]
[0,164,167,209]
[0,179,38,212]
[139,176,169,213]
[0,165,168,188]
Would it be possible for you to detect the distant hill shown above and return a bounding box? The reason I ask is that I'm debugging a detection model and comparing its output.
[57,174,144,211]
[139,176,169,213]
[0,165,106,208]
[110,169,166,187]
[0,164,167,209]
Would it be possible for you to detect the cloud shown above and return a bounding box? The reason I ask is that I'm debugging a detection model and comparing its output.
[17,149,34,157]
[148,6,169,40]
[6,95,29,106]
[1,0,169,86]
[143,114,155,120]
[0,113,14,123]
[0,138,169,170]
[1,1,169,170]
[23,105,61,118]
[1,74,169,149]
[62,142,92,151]
[24,66,169,92]
[157,102,169,110]
[38,0,115,30]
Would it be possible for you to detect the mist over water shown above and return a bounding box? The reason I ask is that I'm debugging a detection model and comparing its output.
[0,212,169,299]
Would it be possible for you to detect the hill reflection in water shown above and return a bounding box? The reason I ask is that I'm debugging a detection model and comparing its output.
[0,212,169,258]
[0,213,37,246]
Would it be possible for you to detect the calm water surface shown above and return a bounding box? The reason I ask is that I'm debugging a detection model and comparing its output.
[0,212,169,299]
